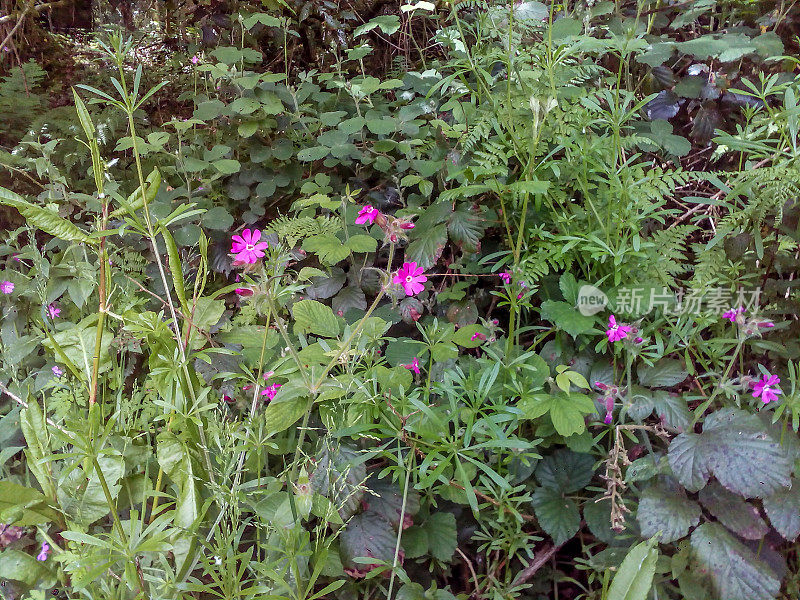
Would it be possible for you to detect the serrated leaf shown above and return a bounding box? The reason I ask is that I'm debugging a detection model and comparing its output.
[405,224,447,271]
[536,449,595,493]
[346,234,377,254]
[699,482,768,540]
[540,300,596,338]
[763,482,800,541]
[332,286,367,316]
[637,482,701,543]
[364,477,420,529]
[447,204,483,252]
[531,487,580,545]
[668,409,791,497]
[690,523,780,600]
[423,512,458,561]
[303,234,351,265]
[607,538,658,600]
[339,512,396,571]
[293,299,340,338]
[637,359,688,388]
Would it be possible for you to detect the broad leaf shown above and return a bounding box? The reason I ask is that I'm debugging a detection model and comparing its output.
[637,359,688,388]
[531,486,580,545]
[699,482,768,540]
[690,523,780,600]
[763,482,800,541]
[292,299,341,338]
[637,482,701,543]
[668,409,791,497]
[535,449,595,493]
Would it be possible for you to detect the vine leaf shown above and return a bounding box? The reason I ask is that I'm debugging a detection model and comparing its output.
[636,481,701,543]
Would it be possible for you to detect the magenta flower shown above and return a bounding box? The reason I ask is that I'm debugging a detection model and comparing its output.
[751,374,782,404]
[393,262,427,296]
[722,307,744,322]
[231,229,269,265]
[261,383,281,401]
[222,394,234,404]
[471,332,486,341]
[0,281,13,294]
[397,220,415,230]
[499,272,511,284]
[52,366,63,377]
[403,357,421,375]
[47,304,60,319]
[235,288,254,297]
[355,205,380,225]
[191,55,200,65]
[36,542,50,561]
[603,411,613,424]
[606,315,632,343]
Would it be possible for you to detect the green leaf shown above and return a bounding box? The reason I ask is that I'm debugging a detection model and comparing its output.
[447,205,484,252]
[264,396,308,437]
[450,324,488,348]
[0,186,94,244]
[156,431,201,530]
[690,523,780,600]
[763,482,800,541]
[346,234,378,254]
[364,477,420,529]
[606,538,659,600]
[637,482,701,543]
[637,359,688,388]
[535,449,595,493]
[293,299,341,338]
[0,549,55,587]
[303,234,351,265]
[540,300,596,338]
[668,409,791,497]
[212,159,241,174]
[72,88,95,139]
[405,224,447,271]
[159,225,188,314]
[423,512,458,562]
[531,487,580,545]
[518,392,595,436]
[354,15,401,36]
[0,481,58,525]
[699,481,768,540]
[297,145,330,162]
[19,399,56,501]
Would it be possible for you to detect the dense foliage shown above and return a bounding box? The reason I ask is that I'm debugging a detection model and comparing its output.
[1,0,800,598]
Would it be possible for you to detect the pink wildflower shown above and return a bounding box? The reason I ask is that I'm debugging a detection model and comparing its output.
[235,288,254,297]
[52,366,63,377]
[47,304,60,319]
[261,383,281,401]
[393,262,427,296]
[0,281,13,294]
[397,219,415,230]
[499,272,511,284]
[403,357,421,375]
[263,370,275,380]
[231,229,268,264]
[191,55,200,65]
[751,374,782,404]
[471,332,486,341]
[222,394,234,404]
[355,205,380,225]
[36,542,50,561]
[606,315,632,343]
[722,307,744,322]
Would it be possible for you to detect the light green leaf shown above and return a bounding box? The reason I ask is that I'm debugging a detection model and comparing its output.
[0,186,94,244]
[293,299,341,338]
[607,538,659,600]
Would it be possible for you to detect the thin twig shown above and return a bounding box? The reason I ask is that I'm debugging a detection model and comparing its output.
[511,542,561,587]
[0,381,69,433]
[0,0,74,25]
[0,0,34,53]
